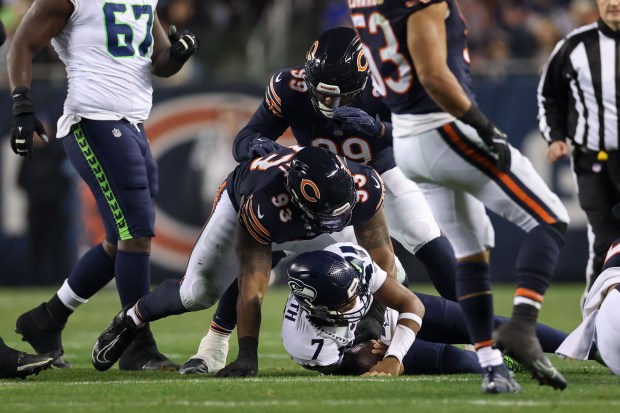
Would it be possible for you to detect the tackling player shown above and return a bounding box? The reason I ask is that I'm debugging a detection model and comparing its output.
[91,146,420,377]
[349,0,570,393]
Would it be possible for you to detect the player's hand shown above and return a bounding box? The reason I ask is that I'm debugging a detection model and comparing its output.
[353,300,385,344]
[369,339,388,356]
[546,140,569,163]
[215,355,258,377]
[362,356,404,376]
[168,25,198,63]
[10,87,48,160]
[247,134,283,158]
[333,106,384,137]
[481,126,511,172]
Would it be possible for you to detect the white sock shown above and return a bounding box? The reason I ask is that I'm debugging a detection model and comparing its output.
[477,346,504,368]
[127,306,146,328]
[57,279,88,311]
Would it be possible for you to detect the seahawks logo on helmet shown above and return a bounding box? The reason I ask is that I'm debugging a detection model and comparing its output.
[288,279,317,302]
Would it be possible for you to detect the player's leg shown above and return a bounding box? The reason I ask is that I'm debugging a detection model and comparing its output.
[594,285,620,376]
[438,121,569,389]
[0,337,54,379]
[381,167,457,300]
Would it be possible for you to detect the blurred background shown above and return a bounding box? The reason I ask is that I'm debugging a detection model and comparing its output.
[0,0,600,286]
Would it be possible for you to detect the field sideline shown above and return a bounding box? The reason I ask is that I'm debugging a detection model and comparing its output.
[0,284,617,413]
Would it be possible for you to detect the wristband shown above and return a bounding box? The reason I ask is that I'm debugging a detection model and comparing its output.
[238,336,258,357]
[397,312,422,328]
[11,86,35,115]
[384,324,416,363]
[458,105,494,139]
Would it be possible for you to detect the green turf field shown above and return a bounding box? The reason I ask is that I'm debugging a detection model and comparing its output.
[0,284,618,413]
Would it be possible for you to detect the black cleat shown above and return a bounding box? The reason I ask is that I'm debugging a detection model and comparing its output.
[15,303,71,368]
[13,352,55,379]
[118,324,179,372]
[481,364,521,394]
[92,306,139,372]
[494,321,568,390]
[179,358,209,375]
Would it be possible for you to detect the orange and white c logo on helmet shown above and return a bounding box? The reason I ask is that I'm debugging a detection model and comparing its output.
[300,179,321,203]
[307,41,318,61]
[357,50,369,73]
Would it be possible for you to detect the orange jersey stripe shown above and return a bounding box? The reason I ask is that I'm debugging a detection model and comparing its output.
[247,196,270,237]
[241,210,269,244]
[475,339,493,350]
[515,287,544,303]
[442,124,557,225]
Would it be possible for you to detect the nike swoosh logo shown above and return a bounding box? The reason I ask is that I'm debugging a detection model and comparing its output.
[275,73,283,83]
[93,329,125,364]
[372,176,380,188]
[257,204,264,219]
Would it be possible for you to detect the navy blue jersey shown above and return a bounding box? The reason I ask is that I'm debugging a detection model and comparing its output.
[233,65,396,174]
[225,147,385,245]
[349,0,476,115]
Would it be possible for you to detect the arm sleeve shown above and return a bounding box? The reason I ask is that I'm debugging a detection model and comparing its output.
[232,72,291,162]
[537,39,571,143]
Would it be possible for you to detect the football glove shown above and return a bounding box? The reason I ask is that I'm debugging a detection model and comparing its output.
[333,106,384,137]
[247,135,283,159]
[215,337,258,377]
[353,300,386,345]
[168,25,198,63]
[480,126,511,172]
[10,86,48,160]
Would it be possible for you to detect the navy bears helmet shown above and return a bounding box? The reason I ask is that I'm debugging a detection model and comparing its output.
[287,250,371,327]
[286,146,356,233]
[304,26,369,118]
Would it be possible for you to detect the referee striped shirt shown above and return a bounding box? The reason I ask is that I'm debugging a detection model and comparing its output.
[538,19,620,152]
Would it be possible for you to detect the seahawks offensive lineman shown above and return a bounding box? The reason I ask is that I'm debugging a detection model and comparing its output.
[180,26,459,376]
[284,243,574,381]
[92,146,413,377]
[349,0,569,392]
[8,0,197,369]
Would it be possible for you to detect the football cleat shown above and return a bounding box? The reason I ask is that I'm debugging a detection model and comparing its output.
[503,355,526,373]
[15,303,71,369]
[119,325,179,372]
[179,358,209,375]
[481,364,522,394]
[13,352,55,379]
[92,306,139,371]
[494,321,568,390]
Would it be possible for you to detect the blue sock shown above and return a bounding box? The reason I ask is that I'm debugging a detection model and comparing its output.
[403,339,480,374]
[212,280,238,331]
[115,250,150,307]
[67,243,115,299]
[415,237,457,301]
[493,315,568,353]
[456,261,494,345]
[516,223,565,295]
[135,279,187,322]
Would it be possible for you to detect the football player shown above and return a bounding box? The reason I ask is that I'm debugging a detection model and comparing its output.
[8,0,197,370]
[0,338,53,379]
[180,26,460,376]
[557,238,620,376]
[349,0,570,393]
[284,243,576,384]
[91,146,423,377]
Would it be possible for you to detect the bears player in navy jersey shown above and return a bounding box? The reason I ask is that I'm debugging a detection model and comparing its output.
[349,0,570,393]
[179,26,460,375]
[92,146,417,377]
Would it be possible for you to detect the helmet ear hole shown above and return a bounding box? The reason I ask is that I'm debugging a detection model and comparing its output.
[304,27,370,117]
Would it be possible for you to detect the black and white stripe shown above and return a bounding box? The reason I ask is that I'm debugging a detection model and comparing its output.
[538,20,620,152]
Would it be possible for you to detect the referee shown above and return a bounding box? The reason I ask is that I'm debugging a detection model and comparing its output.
[537,0,620,302]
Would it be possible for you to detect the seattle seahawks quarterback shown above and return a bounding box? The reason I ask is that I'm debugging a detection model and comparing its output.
[283,243,573,381]
[8,0,197,370]
[92,146,404,377]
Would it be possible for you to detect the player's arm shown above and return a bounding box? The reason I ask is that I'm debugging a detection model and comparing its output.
[7,0,73,90]
[151,14,197,77]
[216,223,272,377]
[355,207,396,279]
[363,277,425,376]
[232,104,288,162]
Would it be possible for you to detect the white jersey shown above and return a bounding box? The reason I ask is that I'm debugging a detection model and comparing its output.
[281,242,388,370]
[52,0,157,137]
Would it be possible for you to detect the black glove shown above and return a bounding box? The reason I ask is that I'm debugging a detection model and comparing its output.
[333,106,384,137]
[459,105,511,172]
[247,134,283,158]
[353,299,386,345]
[168,25,198,63]
[215,337,258,377]
[10,87,48,160]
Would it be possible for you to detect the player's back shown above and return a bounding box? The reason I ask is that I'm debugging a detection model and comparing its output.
[52,0,156,126]
[350,0,475,115]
